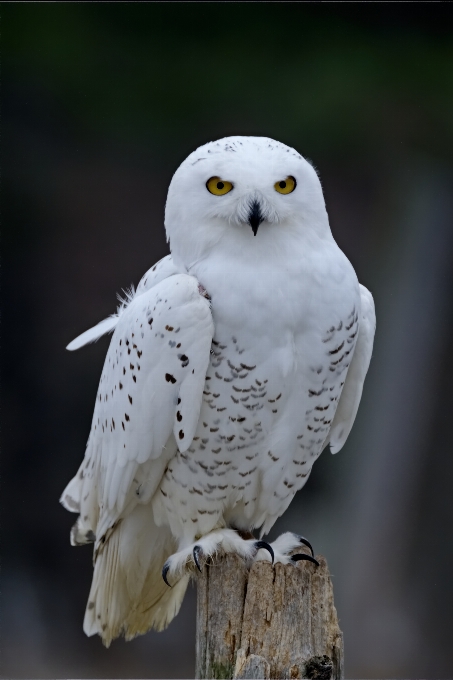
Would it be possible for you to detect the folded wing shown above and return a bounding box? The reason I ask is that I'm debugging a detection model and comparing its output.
[61,273,214,551]
[328,284,376,453]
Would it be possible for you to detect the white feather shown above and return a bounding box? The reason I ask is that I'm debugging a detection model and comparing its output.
[61,272,213,643]
[66,316,119,351]
[328,284,376,453]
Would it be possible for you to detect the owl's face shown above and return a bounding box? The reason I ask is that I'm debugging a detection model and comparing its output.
[165,136,331,270]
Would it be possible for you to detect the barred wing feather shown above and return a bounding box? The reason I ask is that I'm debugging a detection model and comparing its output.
[328,284,376,454]
[60,273,214,552]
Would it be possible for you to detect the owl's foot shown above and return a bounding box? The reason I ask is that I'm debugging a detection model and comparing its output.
[255,531,319,566]
[162,528,274,586]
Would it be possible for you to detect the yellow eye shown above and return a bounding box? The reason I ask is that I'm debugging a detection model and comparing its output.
[274,176,297,194]
[206,176,234,196]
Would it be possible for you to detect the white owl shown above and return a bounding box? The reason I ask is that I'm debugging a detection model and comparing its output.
[61,136,376,646]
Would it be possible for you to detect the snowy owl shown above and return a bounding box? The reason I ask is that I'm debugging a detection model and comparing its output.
[61,136,376,646]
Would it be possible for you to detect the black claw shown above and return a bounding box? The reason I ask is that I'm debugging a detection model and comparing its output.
[255,540,274,564]
[162,562,172,587]
[193,545,203,573]
[296,534,315,558]
[291,553,319,567]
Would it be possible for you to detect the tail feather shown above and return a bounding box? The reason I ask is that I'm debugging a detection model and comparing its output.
[124,567,190,638]
[83,504,188,647]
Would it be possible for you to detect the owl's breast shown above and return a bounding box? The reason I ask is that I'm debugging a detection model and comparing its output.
[156,244,360,537]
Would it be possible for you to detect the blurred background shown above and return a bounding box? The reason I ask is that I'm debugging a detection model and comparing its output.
[3,3,453,678]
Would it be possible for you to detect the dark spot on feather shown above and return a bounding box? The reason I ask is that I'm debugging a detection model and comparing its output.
[165,373,177,384]
[329,341,345,355]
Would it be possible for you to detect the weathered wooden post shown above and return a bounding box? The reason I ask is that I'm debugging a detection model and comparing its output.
[195,552,343,679]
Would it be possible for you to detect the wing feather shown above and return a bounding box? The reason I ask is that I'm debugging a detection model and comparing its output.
[66,316,118,351]
[61,273,214,550]
[328,284,376,453]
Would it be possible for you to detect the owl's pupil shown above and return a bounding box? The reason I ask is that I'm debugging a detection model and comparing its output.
[217,182,224,190]
[279,181,286,189]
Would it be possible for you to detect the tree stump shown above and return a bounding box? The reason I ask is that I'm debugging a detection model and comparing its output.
[195,553,343,679]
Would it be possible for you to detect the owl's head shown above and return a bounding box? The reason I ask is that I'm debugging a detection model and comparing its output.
[165,136,331,271]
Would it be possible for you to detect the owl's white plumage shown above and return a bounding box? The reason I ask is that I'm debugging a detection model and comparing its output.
[61,136,375,645]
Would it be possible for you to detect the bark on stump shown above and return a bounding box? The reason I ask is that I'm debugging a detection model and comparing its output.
[195,553,343,679]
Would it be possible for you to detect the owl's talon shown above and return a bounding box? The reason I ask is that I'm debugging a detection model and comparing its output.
[193,545,203,572]
[254,540,274,564]
[296,535,315,558]
[162,562,172,587]
[291,553,319,567]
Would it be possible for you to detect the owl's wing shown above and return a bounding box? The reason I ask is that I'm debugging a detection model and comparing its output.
[66,255,179,351]
[328,284,376,453]
[60,273,214,550]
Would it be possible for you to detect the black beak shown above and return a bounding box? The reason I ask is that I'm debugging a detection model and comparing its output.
[248,200,264,236]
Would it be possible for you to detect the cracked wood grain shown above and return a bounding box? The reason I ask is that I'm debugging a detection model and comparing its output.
[195,554,343,679]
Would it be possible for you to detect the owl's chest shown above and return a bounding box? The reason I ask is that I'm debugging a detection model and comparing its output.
[156,278,359,538]
[194,314,323,462]
[189,258,360,471]
[202,333,289,434]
